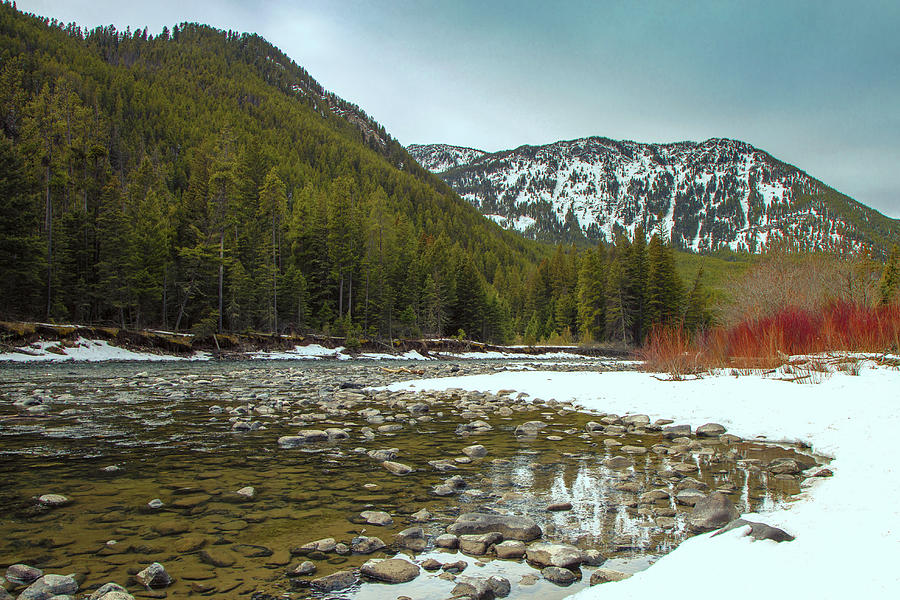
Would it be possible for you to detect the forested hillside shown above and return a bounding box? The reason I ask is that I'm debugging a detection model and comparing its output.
[0,2,555,342]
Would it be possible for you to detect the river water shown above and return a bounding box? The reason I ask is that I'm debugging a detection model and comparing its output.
[0,359,816,599]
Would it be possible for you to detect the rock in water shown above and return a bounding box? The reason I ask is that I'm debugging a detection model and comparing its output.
[696,422,726,437]
[590,568,632,585]
[526,542,584,568]
[448,512,542,541]
[135,563,173,588]
[89,583,133,600]
[16,574,79,600]
[5,564,43,586]
[688,492,740,532]
[541,566,578,585]
[381,461,414,475]
[359,558,420,583]
[310,571,357,592]
[395,527,427,551]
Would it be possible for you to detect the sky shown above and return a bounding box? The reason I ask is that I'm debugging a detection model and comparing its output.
[15,0,900,218]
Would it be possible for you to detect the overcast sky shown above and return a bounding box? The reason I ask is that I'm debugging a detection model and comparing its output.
[17,0,900,217]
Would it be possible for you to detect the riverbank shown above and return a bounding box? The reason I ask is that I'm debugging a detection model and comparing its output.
[389,359,900,599]
[0,321,626,363]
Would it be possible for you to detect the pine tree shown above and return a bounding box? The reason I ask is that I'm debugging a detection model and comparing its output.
[644,233,682,330]
[880,245,900,305]
[576,245,606,342]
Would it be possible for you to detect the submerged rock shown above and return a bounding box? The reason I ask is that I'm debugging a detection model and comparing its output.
[135,563,173,588]
[310,570,357,592]
[448,512,542,541]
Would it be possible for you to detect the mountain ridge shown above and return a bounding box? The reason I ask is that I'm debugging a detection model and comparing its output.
[409,136,900,255]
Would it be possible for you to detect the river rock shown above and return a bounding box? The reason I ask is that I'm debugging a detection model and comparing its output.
[409,508,433,522]
[16,574,79,600]
[696,423,726,437]
[714,518,796,542]
[590,569,632,585]
[462,444,488,458]
[288,561,316,576]
[310,570,356,592]
[147,498,164,509]
[382,461,414,475]
[435,534,459,549]
[199,548,236,567]
[526,542,584,568]
[235,486,255,499]
[278,430,329,448]
[421,558,442,571]
[360,558,420,583]
[514,421,547,436]
[135,563,173,588]
[442,560,468,574]
[367,448,398,462]
[294,537,336,554]
[448,513,542,541]
[351,536,386,554]
[395,527,427,551]
[547,502,573,511]
[5,564,43,586]
[360,510,393,526]
[622,414,650,426]
[488,575,511,597]
[36,494,70,507]
[639,489,670,503]
[605,456,633,470]
[688,492,740,532]
[459,532,503,555]
[768,457,802,475]
[541,566,578,585]
[663,424,692,439]
[88,583,131,600]
[582,549,606,566]
[675,488,706,506]
[495,540,526,559]
[451,576,494,599]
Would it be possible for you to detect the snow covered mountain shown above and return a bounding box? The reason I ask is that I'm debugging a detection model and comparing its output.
[408,137,900,254]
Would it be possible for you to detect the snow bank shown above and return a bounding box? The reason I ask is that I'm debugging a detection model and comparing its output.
[388,366,900,599]
[0,338,208,362]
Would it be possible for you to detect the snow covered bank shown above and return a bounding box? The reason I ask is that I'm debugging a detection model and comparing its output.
[0,337,209,362]
[388,366,900,599]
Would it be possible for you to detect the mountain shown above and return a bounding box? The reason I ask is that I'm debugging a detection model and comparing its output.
[0,4,545,341]
[408,137,900,254]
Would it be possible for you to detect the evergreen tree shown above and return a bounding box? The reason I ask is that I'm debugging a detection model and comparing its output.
[576,245,606,342]
[644,233,682,329]
[880,245,900,305]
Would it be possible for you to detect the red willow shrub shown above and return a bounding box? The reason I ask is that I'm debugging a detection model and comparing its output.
[639,302,900,372]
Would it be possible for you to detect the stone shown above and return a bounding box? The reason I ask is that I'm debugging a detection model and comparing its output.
[547,502,573,511]
[435,534,460,549]
[623,414,651,426]
[605,456,633,470]
[395,527,427,551]
[367,448,398,462]
[675,488,706,506]
[235,486,255,499]
[441,560,467,574]
[95,592,134,600]
[620,445,648,455]
[421,558,442,571]
[199,548,236,567]
[494,540,526,559]
[88,583,131,600]
[451,576,493,600]
[696,423,726,437]
[37,494,70,507]
[151,520,189,536]
[663,424,692,439]
[310,570,357,592]
[639,489,670,503]
[448,513,542,541]
[288,561,316,576]
[462,444,488,458]
[812,468,834,477]
[174,535,207,553]
[382,461,414,475]
[409,508,433,522]
[360,510,394,526]
[351,536,386,554]
[487,575,511,598]
[525,542,584,568]
[5,564,43,586]
[768,457,802,475]
[582,549,606,566]
[714,518,795,542]
[459,532,503,555]
[688,492,740,532]
[590,569,632,585]
[514,421,547,435]
[15,574,79,600]
[135,563,173,588]
[324,427,349,439]
[147,499,164,509]
[541,566,578,585]
[277,430,329,448]
[295,537,336,554]
[359,558,420,583]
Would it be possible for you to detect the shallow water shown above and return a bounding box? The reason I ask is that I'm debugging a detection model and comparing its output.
[0,360,817,599]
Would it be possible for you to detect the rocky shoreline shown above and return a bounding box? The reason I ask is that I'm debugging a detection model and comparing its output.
[0,360,824,600]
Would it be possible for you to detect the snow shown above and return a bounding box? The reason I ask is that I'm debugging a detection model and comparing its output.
[0,337,208,362]
[387,364,900,599]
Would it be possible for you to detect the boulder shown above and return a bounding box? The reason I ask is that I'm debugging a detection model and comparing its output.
[381,461,414,475]
[713,518,795,542]
[541,566,578,586]
[525,542,584,568]
[605,456,633,470]
[448,513,542,541]
[487,575,511,598]
[350,536,386,554]
[15,575,79,600]
[278,430,330,448]
[288,561,316,576]
[590,569,632,585]
[135,563,173,589]
[435,534,459,549]
[395,527,427,551]
[662,424,691,439]
[459,532,503,555]
[360,510,393,526]
[88,583,132,600]
[451,576,494,600]
[688,492,740,532]
[310,571,357,592]
[5,564,43,586]
[696,423,726,437]
[360,558,420,583]
[768,458,802,475]
[675,488,706,506]
[494,540,526,559]
[462,444,488,458]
